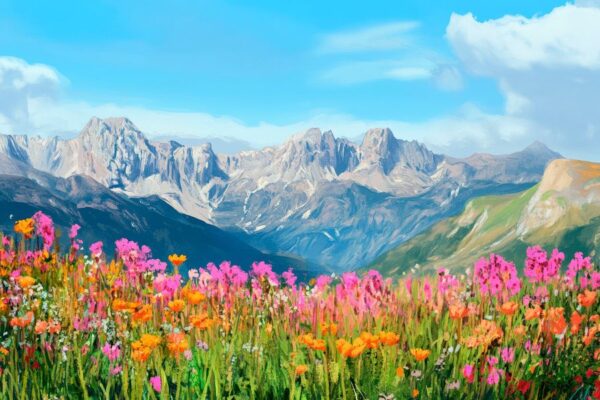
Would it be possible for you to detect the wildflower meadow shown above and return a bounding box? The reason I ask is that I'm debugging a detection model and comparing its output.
[1,211,599,399]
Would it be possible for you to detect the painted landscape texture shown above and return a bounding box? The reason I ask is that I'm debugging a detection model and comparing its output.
[0,212,599,399]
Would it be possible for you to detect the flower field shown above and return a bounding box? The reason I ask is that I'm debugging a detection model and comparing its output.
[1,212,599,399]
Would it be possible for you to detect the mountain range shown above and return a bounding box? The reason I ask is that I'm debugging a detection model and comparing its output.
[369,159,600,275]
[0,117,561,271]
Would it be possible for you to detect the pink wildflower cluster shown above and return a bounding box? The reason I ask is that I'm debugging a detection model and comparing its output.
[32,211,55,251]
[474,254,521,299]
[524,246,564,283]
[566,252,600,290]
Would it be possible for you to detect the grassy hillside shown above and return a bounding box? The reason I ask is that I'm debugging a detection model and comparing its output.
[369,159,600,275]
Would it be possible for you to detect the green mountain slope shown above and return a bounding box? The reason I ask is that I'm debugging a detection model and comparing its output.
[368,159,600,275]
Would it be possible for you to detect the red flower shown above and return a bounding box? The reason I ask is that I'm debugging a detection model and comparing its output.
[574,375,583,385]
[587,368,594,379]
[517,380,531,394]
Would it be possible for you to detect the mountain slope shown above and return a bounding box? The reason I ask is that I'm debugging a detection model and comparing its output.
[0,117,561,270]
[0,165,313,276]
[368,159,600,276]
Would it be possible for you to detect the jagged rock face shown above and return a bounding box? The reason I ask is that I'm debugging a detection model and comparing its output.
[0,117,561,270]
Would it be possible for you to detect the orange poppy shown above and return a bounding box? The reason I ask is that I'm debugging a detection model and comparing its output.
[185,290,206,305]
[410,348,430,362]
[17,276,36,289]
[396,366,405,378]
[449,303,469,320]
[578,290,597,308]
[190,313,215,330]
[132,305,153,324]
[379,331,400,346]
[498,301,518,316]
[525,305,542,321]
[168,254,187,267]
[168,299,185,312]
[295,364,309,375]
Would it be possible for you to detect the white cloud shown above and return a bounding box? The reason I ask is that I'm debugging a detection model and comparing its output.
[446,3,600,160]
[447,5,600,72]
[0,56,534,157]
[0,57,62,133]
[317,21,419,54]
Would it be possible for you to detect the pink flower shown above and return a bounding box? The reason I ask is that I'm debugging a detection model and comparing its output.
[487,368,500,385]
[101,343,121,362]
[150,376,162,392]
[110,365,122,376]
[463,364,475,383]
[89,241,103,257]
[315,275,332,291]
[282,268,297,287]
[501,347,515,363]
[32,211,55,250]
[524,246,563,283]
[474,254,521,299]
[69,224,81,240]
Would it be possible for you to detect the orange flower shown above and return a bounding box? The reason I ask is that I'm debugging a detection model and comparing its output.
[578,289,597,308]
[112,299,140,313]
[190,313,215,330]
[583,326,598,346]
[10,311,34,328]
[396,366,405,378]
[132,305,153,324]
[168,254,187,267]
[34,320,48,335]
[543,307,567,335]
[463,320,504,348]
[168,299,185,312]
[335,338,366,358]
[360,332,380,349]
[379,331,400,346]
[14,218,34,239]
[513,325,526,337]
[47,319,61,334]
[17,276,36,289]
[298,333,326,352]
[132,345,152,362]
[321,323,338,336]
[295,364,308,375]
[140,334,161,349]
[185,290,206,305]
[412,388,419,398]
[167,332,189,356]
[410,348,430,362]
[449,303,469,320]
[525,305,542,321]
[498,301,518,316]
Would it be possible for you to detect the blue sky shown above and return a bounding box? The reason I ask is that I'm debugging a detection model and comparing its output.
[2,0,600,159]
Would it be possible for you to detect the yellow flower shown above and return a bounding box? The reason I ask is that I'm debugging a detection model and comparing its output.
[168,254,187,267]
[14,218,34,239]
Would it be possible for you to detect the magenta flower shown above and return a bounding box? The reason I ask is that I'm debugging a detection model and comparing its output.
[101,343,121,362]
[463,364,475,383]
[501,347,515,363]
[487,368,500,385]
[32,211,55,251]
[150,376,162,392]
[524,246,563,283]
[282,268,297,287]
[69,224,81,240]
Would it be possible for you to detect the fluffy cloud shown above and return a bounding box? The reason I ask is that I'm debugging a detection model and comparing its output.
[447,3,600,159]
[0,57,61,133]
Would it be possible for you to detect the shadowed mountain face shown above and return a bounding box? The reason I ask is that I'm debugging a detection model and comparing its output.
[0,161,313,277]
[0,117,561,271]
[369,159,600,276]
